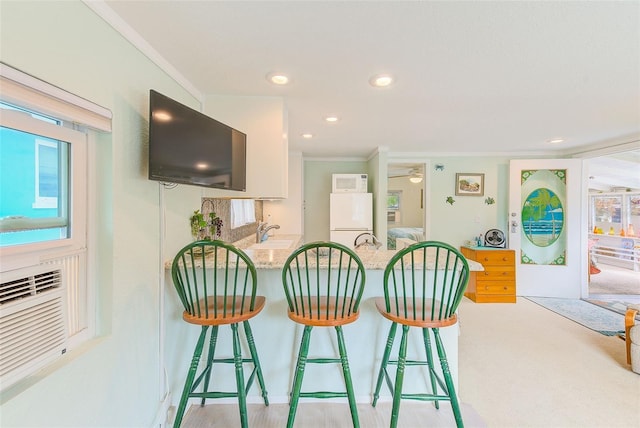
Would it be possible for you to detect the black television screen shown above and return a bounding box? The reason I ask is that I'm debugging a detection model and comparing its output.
[148,90,247,191]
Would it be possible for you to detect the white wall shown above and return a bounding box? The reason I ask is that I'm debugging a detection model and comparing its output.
[263,151,304,234]
[0,2,200,425]
[303,159,370,242]
[368,149,388,247]
[203,95,288,199]
[427,156,511,246]
[387,177,424,227]
[304,156,513,251]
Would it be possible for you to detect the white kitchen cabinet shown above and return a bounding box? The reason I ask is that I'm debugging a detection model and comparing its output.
[203,95,288,199]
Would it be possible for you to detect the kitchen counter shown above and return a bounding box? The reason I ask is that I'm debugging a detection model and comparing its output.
[188,234,485,272]
[167,234,483,272]
[165,235,482,404]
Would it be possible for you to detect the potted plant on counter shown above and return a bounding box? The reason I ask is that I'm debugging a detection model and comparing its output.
[190,209,223,241]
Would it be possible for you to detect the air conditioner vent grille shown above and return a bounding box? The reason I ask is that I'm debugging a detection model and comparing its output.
[0,299,66,377]
[0,265,67,391]
[0,269,62,305]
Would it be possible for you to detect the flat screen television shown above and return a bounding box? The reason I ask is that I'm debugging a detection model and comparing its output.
[148,90,247,191]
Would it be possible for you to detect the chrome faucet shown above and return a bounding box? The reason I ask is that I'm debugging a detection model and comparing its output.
[256,222,280,243]
[354,232,381,250]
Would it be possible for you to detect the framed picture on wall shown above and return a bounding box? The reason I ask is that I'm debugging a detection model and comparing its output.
[455,173,484,196]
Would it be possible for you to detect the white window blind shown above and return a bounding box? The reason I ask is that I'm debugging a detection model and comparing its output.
[0,63,112,132]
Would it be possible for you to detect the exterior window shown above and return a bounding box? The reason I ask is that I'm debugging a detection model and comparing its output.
[34,139,61,208]
[0,64,110,388]
[388,191,401,211]
[0,100,86,259]
[0,123,71,246]
[387,191,401,224]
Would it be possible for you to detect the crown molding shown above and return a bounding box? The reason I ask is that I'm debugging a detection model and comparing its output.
[83,1,203,104]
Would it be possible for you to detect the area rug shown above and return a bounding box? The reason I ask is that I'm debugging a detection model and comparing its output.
[585,298,633,316]
[526,296,625,336]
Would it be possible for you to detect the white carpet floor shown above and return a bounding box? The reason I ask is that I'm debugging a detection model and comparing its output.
[457,297,639,428]
[179,296,640,427]
[589,263,640,296]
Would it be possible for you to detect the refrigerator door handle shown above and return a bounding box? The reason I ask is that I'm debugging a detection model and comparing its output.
[332,228,370,231]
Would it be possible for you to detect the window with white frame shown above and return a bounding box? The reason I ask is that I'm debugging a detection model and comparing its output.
[387,190,401,224]
[1,107,78,247]
[0,63,111,390]
[34,138,61,209]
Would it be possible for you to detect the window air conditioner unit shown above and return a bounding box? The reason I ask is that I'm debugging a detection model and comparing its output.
[0,264,67,391]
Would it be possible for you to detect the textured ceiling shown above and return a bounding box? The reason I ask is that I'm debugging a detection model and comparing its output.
[99,1,639,160]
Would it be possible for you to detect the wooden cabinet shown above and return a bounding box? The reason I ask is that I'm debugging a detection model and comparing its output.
[461,246,516,303]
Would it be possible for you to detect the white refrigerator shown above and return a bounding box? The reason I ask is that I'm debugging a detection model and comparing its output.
[329,193,373,249]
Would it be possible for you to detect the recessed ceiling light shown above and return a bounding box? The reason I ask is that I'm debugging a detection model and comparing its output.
[369,74,394,88]
[325,116,339,123]
[266,72,290,85]
[301,133,313,139]
[548,138,565,144]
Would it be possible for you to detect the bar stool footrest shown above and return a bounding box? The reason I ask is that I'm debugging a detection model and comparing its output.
[299,391,350,399]
[401,393,452,401]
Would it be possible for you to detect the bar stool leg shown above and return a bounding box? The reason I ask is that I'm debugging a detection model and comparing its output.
[174,326,208,428]
[200,326,219,407]
[433,329,464,428]
[421,327,440,409]
[336,326,360,428]
[390,325,410,428]
[231,323,249,428]
[372,322,398,407]
[243,320,269,406]
[287,325,313,428]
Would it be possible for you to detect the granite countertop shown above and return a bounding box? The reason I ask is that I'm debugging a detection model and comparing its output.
[166,235,483,271]
[235,234,304,269]
[236,234,407,270]
[236,235,483,271]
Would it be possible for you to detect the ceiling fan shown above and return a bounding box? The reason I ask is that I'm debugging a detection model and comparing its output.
[388,167,423,183]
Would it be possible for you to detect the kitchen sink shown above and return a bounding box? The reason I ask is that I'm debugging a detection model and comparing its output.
[247,239,294,250]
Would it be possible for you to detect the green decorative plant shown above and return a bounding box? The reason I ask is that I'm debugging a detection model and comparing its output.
[190,210,223,240]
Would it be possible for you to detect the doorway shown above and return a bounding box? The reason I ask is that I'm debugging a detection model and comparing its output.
[585,150,640,300]
[386,162,427,250]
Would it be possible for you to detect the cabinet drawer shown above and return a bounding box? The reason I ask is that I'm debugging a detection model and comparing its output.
[476,251,514,265]
[475,282,515,295]
[461,246,516,304]
[477,266,515,280]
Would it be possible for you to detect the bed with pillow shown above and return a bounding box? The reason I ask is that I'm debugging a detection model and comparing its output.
[387,227,424,250]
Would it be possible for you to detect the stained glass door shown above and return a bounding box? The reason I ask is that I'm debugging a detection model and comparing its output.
[508,159,585,298]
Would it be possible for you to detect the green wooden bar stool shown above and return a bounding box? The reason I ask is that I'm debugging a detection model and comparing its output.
[372,241,470,428]
[170,240,269,428]
[281,241,366,428]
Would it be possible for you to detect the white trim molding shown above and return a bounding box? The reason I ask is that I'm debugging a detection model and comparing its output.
[0,63,112,132]
[82,0,203,103]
